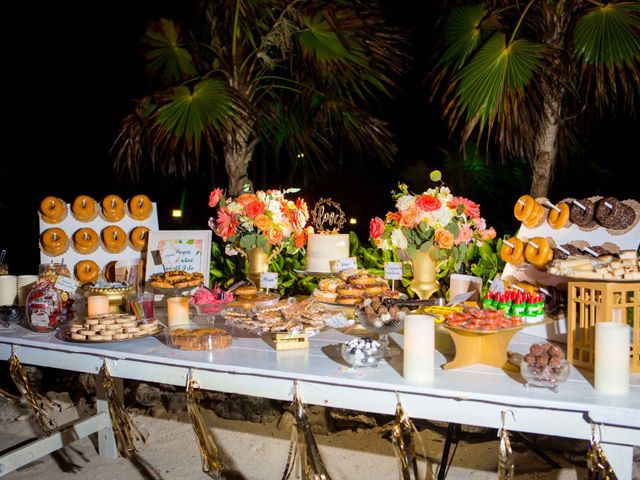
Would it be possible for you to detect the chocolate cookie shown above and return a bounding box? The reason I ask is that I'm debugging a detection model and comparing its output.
[569,199,596,227]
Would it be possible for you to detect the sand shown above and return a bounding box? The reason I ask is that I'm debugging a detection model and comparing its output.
[3,392,635,480]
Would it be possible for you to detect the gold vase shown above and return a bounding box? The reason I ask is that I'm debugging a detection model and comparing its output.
[409,247,440,300]
[247,247,269,286]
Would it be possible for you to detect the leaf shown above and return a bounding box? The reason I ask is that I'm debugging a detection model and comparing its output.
[239,234,257,250]
[439,4,488,70]
[573,3,640,69]
[143,18,197,83]
[298,14,358,63]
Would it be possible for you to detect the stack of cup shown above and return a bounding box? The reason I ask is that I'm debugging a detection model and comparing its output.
[17,275,39,307]
[0,275,18,306]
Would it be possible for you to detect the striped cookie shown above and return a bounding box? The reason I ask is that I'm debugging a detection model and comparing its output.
[70,333,86,340]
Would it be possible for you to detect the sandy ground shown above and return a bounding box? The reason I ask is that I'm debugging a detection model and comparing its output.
[3,393,637,480]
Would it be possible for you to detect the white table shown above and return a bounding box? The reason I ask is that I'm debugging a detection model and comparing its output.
[0,323,638,478]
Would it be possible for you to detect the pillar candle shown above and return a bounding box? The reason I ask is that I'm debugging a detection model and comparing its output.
[87,295,110,317]
[594,322,630,395]
[403,314,435,383]
[167,297,190,327]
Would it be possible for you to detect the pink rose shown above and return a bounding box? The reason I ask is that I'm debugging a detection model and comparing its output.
[208,188,223,208]
[416,194,441,212]
[480,227,496,240]
[369,217,385,239]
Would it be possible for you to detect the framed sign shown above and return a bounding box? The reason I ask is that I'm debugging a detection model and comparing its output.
[145,230,212,286]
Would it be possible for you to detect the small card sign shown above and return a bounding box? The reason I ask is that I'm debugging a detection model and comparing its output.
[330,257,357,273]
[145,231,212,286]
[260,272,278,290]
[384,262,403,280]
[54,275,79,294]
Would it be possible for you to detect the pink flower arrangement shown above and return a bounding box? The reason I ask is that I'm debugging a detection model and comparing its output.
[369,177,495,270]
[208,188,312,255]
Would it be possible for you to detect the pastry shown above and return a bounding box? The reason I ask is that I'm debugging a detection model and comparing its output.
[235,284,258,297]
[101,226,128,253]
[75,260,100,284]
[569,199,596,227]
[524,237,553,268]
[522,202,546,228]
[168,327,231,350]
[594,197,636,229]
[546,202,570,229]
[129,226,150,251]
[101,194,125,222]
[72,227,99,254]
[127,194,153,220]
[40,228,69,256]
[39,196,67,224]
[500,237,525,265]
[71,195,98,222]
[513,195,536,222]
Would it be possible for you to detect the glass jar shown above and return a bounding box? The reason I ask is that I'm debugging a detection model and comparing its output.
[38,263,74,321]
[26,279,62,332]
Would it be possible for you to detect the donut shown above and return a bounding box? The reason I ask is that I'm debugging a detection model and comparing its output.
[129,226,150,251]
[235,285,258,297]
[128,194,153,220]
[500,237,525,265]
[513,195,536,221]
[347,273,378,286]
[318,278,341,292]
[595,197,636,229]
[39,196,67,224]
[553,243,581,260]
[365,282,388,296]
[101,194,125,222]
[103,261,117,282]
[336,283,366,297]
[335,295,361,305]
[524,237,553,268]
[522,202,546,228]
[312,290,338,302]
[71,195,98,222]
[101,226,128,253]
[547,202,570,229]
[72,228,99,254]
[40,228,69,256]
[569,199,595,227]
[75,260,100,284]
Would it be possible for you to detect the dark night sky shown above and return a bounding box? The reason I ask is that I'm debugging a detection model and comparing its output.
[1,1,638,275]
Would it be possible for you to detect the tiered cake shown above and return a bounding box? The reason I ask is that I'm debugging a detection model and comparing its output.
[305,234,350,272]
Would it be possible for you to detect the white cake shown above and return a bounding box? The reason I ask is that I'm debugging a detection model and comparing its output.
[305,234,350,272]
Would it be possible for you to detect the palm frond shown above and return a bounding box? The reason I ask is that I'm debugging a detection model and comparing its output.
[438,4,488,70]
[143,18,197,84]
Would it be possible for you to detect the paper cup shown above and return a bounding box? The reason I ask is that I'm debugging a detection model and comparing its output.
[0,275,18,305]
[17,275,39,306]
[449,273,482,302]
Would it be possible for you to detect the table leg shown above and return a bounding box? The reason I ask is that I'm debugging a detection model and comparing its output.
[442,328,520,372]
[599,442,634,480]
[94,373,121,459]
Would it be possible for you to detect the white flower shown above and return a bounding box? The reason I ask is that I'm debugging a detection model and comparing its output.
[396,195,416,212]
[390,228,408,249]
[377,238,392,251]
[242,221,255,231]
[225,245,240,256]
[433,207,454,227]
[227,202,245,215]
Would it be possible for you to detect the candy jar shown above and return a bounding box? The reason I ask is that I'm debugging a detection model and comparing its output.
[26,279,62,332]
[38,263,75,321]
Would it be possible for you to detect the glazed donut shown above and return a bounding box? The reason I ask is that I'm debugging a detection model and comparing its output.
[75,260,100,284]
[318,278,341,292]
[365,282,388,296]
[235,285,258,297]
[524,237,553,268]
[522,202,546,228]
[547,202,570,229]
[129,226,150,252]
[513,195,536,221]
[336,283,366,297]
[335,295,361,305]
[40,228,69,256]
[128,194,153,220]
[569,199,595,227]
[101,225,128,253]
[347,273,378,286]
[71,195,98,222]
[39,196,67,224]
[101,194,125,222]
[312,290,338,302]
[72,228,99,254]
[500,237,525,265]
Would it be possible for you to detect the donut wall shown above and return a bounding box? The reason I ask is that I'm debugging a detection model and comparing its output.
[38,195,159,285]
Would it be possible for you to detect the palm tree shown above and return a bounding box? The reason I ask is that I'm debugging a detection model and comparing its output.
[113,0,407,195]
[430,1,639,197]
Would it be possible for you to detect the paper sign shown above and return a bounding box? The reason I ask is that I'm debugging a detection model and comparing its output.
[159,242,200,273]
[384,262,403,280]
[260,272,278,289]
[54,276,79,293]
[330,257,358,273]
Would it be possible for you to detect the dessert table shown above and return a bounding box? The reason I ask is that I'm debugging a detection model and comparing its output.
[0,323,639,479]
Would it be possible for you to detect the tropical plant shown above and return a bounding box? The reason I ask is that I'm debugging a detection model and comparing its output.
[430,1,640,197]
[113,0,407,195]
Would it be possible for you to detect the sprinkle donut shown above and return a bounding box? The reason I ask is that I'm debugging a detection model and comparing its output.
[73,228,99,254]
[40,228,69,256]
[569,199,596,227]
[101,195,125,222]
[71,195,98,222]
[39,196,67,224]
[128,194,153,220]
[101,225,128,253]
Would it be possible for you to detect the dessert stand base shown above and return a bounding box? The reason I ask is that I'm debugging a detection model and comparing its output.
[442,326,521,372]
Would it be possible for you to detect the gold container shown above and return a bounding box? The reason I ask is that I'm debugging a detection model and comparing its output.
[86,285,135,314]
[409,247,440,300]
[247,247,269,286]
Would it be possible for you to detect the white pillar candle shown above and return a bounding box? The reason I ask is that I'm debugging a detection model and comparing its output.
[167,297,190,327]
[403,314,435,383]
[594,322,630,395]
[87,295,110,317]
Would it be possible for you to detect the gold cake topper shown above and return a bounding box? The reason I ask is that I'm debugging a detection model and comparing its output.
[311,198,345,234]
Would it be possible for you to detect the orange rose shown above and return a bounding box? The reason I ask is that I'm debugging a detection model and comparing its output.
[294,230,307,248]
[236,193,258,207]
[434,228,454,249]
[245,200,266,218]
[266,227,283,245]
[254,214,272,231]
[386,211,402,223]
[399,205,422,228]
[480,227,496,241]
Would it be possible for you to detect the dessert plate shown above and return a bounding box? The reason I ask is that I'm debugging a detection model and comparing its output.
[56,324,164,343]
